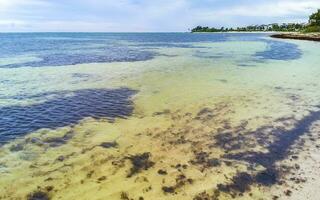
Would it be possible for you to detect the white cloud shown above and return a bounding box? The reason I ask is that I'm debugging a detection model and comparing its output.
[0,0,318,32]
[0,0,50,10]
[226,0,319,17]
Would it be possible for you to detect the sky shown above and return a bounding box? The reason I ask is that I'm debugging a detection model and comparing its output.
[0,0,319,32]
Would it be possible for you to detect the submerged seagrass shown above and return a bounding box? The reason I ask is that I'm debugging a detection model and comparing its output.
[0,33,320,200]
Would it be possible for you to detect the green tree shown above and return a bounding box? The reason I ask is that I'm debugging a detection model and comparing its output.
[272,24,280,31]
[309,9,320,26]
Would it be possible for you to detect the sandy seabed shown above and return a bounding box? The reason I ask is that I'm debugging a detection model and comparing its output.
[1,38,320,200]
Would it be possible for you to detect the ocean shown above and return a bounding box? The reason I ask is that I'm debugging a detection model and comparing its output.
[0,33,320,199]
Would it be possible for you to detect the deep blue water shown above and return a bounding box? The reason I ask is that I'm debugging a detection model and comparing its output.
[0,33,301,68]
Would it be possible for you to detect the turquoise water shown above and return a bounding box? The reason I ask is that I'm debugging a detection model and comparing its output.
[0,33,303,142]
[0,33,320,200]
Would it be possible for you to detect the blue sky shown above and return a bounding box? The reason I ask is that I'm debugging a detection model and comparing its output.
[0,0,319,32]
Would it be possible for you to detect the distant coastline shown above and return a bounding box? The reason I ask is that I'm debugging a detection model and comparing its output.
[191,9,320,42]
[190,24,307,33]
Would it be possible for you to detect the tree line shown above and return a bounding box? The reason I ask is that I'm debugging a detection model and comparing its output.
[191,9,320,33]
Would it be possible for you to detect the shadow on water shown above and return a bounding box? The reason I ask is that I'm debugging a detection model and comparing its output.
[0,88,137,144]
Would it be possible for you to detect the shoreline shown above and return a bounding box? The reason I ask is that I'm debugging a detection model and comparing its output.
[270,33,320,42]
[191,31,278,34]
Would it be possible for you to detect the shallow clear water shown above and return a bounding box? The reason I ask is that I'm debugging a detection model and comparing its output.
[0,33,320,200]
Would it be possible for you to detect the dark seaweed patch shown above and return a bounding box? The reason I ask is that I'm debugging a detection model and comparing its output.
[0,88,136,145]
[56,155,65,162]
[132,43,202,49]
[237,64,256,67]
[217,172,253,194]
[193,192,212,200]
[193,54,225,59]
[157,169,168,175]
[162,186,175,194]
[213,120,250,151]
[126,152,155,178]
[162,174,193,194]
[194,108,215,121]
[214,132,245,151]
[44,130,74,147]
[255,169,278,186]
[120,192,130,200]
[153,109,171,116]
[97,176,107,182]
[216,79,228,83]
[193,190,220,200]
[225,111,320,168]
[100,141,118,149]
[191,151,221,168]
[27,191,50,200]
[218,110,320,194]
[284,190,292,196]
[254,40,302,61]
[193,50,227,59]
[9,143,24,152]
[1,50,155,68]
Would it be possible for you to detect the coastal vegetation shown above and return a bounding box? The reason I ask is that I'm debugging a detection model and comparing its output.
[191,23,306,33]
[304,9,320,32]
[192,9,320,33]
